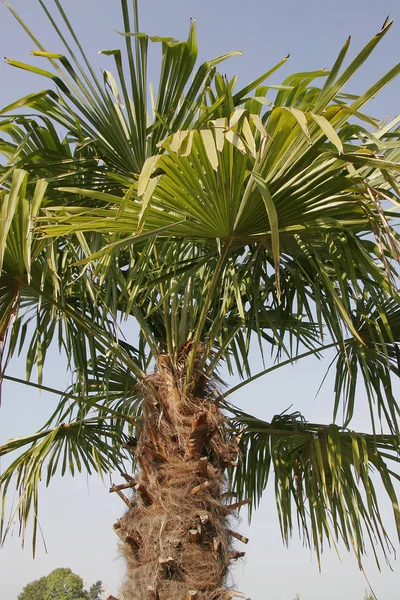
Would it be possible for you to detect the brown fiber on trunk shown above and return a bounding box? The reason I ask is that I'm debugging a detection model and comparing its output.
[115,346,246,600]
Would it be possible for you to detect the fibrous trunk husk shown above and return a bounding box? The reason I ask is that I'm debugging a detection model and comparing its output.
[115,348,246,600]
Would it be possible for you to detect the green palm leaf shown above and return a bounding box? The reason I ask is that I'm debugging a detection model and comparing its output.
[0,417,129,555]
[230,408,400,568]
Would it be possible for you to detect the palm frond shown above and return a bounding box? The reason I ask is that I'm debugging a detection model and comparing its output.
[333,297,400,434]
[230,408,400,568]
[0,169,146,391]
[0,115,104,190]
[2,0,240,178]
[0,417,129,554]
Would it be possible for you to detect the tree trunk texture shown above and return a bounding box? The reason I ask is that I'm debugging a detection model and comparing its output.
[113,349,247,600]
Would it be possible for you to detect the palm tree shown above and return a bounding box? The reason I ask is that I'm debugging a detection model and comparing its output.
[1,2,400,599]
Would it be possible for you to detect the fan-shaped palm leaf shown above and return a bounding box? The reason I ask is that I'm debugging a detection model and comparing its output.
[230,408,400,569]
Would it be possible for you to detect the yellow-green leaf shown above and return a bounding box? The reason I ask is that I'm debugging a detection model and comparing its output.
[311,113,343,154]
[200,129,219,170]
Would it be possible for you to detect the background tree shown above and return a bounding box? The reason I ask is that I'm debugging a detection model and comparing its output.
[88,581,104,600]
[1,1,400,599]
[18,568,95,600]
[18,576,47,600]
[44,568,89,600]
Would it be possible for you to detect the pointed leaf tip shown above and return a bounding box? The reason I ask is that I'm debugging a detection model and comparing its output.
[382,16,391,29]
[377,17,393,35]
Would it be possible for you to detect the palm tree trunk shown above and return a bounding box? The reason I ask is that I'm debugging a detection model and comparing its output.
[114,350,246,600]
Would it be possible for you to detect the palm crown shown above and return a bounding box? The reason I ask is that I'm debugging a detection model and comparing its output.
[1,1,400,596]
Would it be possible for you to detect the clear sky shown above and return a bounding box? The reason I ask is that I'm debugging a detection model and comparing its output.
[1,1,400,599]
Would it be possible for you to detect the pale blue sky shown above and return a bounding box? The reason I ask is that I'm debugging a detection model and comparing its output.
[1,1,400,599]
